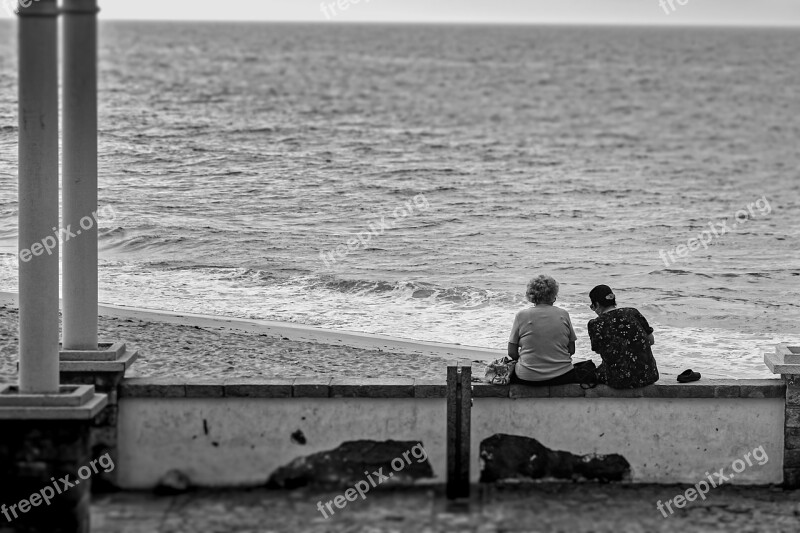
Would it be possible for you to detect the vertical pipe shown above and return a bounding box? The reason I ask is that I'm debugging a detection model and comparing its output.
[17,0,61,393]
[446,364,471,500]
[458,366,471,498]
[446,365,457,498]
[62,0,99,350]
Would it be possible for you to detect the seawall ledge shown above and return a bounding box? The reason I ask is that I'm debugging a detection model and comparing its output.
[118,377,785,400]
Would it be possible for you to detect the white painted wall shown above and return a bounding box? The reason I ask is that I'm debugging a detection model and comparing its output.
[472,398,784,484]
[118,398,447,489]
[118,396,784,488]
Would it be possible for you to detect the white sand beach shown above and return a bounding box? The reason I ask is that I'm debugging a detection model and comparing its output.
[0,291,501,384]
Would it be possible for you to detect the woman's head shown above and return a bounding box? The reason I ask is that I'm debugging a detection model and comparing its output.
[526,275,559,305]
[589,284,616,310]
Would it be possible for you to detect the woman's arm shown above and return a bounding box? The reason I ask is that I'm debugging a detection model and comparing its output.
[565,313,577,356]
[588,319,600,354]
[635,309,655,346]
[508,343,520,361]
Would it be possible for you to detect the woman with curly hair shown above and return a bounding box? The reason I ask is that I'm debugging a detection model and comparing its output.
[508,275,580,386]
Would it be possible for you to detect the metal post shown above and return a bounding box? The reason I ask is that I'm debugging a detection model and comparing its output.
[62,0,100,350]
[17,0,61,394]
[446,364,471,499]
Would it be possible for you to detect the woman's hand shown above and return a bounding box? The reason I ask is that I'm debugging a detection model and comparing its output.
[646,333,655,346]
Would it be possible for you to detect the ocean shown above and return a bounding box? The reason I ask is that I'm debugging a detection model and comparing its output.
[0,21,798,378]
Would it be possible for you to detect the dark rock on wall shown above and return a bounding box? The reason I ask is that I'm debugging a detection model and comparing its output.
[480,434,630,483]
[267,440,434,489]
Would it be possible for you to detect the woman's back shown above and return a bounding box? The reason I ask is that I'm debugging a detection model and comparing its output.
[511,304,576,381]
[588,307,659,389]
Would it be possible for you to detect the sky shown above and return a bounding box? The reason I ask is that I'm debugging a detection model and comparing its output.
[1,0,800,26]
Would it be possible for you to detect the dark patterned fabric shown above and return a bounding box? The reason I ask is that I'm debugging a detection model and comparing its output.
[588,307,659,389]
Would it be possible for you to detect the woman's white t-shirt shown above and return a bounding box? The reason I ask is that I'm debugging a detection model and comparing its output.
[509,304,577,381]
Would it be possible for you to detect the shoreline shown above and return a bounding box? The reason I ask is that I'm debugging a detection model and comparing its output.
[0,291,503,362]
[0,291,755,382]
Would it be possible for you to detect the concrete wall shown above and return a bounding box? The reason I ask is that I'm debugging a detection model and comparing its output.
[118,397,446,489]
[472,398,783,484]
[115,377,786,489]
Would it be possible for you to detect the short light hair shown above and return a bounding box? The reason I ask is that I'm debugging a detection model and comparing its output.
[526,275,559,304]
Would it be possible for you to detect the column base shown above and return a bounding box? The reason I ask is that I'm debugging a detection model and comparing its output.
[58,342,138,493]
[768,346,800,490]
[0,389,106,533]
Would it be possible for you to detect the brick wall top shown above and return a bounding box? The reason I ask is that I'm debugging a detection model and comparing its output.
[118,377,785,399]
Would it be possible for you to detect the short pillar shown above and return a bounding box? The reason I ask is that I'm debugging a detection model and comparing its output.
[764,344,800,488]
[17,0,60,394]
[60,343,139,492]
[0,386,107,533]
[785,374,800,488]
[446,364,471,500]
[62,0,100,351]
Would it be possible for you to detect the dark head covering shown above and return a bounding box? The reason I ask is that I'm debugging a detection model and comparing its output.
[589,284,616,308]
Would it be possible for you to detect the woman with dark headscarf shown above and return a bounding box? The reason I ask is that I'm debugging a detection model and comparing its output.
[587,285,659,389]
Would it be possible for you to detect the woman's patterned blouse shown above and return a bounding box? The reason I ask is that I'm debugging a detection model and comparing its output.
[588,307,659,389]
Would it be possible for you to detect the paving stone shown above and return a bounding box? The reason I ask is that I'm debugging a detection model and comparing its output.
[784,450,800,468]
[185,383,225,398]
[330,378,414,398]
[414,379,447,398]
[643,384,715,398]
[223,379,294,398]
[584,385,645,398]
[787,386,800,405]
[785,428,800,450]
[120,378,186,398]
[786,407,800,428]
[548,384,585,398]
[740,380,786,399]
[471,383,508,398]
[293,377,332,398]
[509,384,549,398]
[783,468,800,489]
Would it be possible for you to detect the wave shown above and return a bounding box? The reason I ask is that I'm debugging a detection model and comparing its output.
[220,269,522,308]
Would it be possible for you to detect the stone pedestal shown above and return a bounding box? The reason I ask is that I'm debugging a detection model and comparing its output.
[59,343,138,492]
[764,344,800,488]
[0,386,106,533]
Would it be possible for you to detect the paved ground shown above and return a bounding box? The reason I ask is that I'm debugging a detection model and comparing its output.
[91,484,800,533]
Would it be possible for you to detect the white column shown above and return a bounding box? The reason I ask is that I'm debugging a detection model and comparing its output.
[62,0,99,350]
[17,0,60,393]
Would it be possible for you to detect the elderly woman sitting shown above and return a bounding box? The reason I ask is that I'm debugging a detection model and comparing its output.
[588,284,659,389]
[508,275,580,386]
